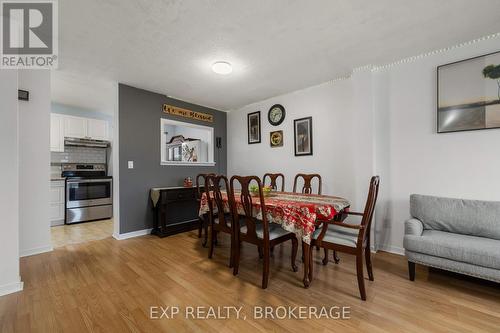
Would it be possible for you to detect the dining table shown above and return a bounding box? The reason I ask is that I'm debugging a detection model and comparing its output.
[199,190,350,288]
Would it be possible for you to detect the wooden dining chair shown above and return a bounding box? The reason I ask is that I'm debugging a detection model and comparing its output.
[263,173,285,192]
[230,175,298,289]
[206,174,235,268]
[293,173,323,252]
[311,176,380,301]
[293,173,322,195]
[196,173,216,247]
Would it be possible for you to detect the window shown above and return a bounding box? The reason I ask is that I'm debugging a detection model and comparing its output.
[160,118,215,166]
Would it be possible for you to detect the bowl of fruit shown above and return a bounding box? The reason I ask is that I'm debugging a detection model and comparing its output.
[249,185,273,197]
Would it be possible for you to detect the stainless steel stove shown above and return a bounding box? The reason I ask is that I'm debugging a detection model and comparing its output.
[62,163,113,224]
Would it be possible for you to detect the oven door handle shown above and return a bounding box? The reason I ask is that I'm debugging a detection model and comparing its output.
[67,178,112,184]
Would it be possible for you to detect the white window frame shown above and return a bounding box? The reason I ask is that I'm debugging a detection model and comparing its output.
[160,118,216,166]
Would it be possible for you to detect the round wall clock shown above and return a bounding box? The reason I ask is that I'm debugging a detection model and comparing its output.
[268,104,286,126]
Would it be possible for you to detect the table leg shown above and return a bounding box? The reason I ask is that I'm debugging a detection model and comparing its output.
[202,214,209,247]
[309,244,315,281]
[302,241,310,288]
[333,250,340,264]
[152,202,167,237]
[158,202,168,238]
[151,205,159,235]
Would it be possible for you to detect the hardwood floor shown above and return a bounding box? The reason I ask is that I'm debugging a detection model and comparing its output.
[1,230,499,332]
[51,219,113,248]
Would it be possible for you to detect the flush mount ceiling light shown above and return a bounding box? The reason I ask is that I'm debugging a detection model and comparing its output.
[212,61,232,75]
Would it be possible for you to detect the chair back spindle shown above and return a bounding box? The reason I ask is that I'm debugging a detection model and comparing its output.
[356,176,380,247]
[263,173,285,192]
[293,173,322,194]
[209,175,232,230]
[196,173,216,201]
[203,175,216,217]
[230,176,269,243]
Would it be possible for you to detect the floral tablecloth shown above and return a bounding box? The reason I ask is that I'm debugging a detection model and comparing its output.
[199,191,350,244]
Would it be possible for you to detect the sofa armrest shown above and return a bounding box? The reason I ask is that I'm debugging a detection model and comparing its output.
[405,218,424,236]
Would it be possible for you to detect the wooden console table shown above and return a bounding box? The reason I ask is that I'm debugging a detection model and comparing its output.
[150,186,199,238]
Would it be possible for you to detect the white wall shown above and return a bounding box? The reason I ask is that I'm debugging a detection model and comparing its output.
[0,70,22,296]
[228,35,500,254]
[18,70,52,257]
[377,37,500,253]
[112,81,120,237]
[228,79,364,207]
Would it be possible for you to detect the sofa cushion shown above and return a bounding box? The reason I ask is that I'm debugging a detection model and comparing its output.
[405,218,424,236]
[410,194,500,240]
[404,230,500,270]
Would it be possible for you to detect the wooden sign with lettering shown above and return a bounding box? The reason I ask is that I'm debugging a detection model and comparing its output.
[162,104,214,123]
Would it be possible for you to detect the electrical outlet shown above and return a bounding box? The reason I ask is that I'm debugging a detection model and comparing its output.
[128,161,134,169]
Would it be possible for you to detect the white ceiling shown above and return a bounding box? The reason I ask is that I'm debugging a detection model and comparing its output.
[51,71,116,115]
[54,0,500,111]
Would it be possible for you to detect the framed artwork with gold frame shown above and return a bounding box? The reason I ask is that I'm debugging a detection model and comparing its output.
[270,130,283,147]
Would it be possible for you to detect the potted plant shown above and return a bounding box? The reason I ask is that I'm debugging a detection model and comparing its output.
[483,64,500,100]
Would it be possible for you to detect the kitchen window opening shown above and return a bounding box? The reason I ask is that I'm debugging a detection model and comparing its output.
[160,118,216,166]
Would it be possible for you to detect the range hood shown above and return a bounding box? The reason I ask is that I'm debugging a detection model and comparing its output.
[64,137,110,148]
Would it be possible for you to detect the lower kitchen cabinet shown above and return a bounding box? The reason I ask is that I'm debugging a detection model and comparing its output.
[50,180,65,226]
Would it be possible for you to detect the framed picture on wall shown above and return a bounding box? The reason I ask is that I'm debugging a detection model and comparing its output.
[437,50,500,133]
[247,111,261,144]
[270,130,283,147]
[294,117,312,156]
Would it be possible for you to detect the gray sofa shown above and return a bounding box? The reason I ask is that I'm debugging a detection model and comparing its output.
[404,194,500,283]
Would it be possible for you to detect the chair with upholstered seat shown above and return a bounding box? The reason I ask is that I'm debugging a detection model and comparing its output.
[230,175,298,289]
[311,176,380,300]
[263,173,285,191]
[206,174,235,267]
[293,173,323,253]
[293,173,322,194]
[196,173,216,247]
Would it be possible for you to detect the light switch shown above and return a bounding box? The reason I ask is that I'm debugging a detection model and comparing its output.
[128,161,134,169]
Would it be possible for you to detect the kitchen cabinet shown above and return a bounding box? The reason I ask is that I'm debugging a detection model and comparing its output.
[50,180,65,226]
[50,114,110,152]
[64,116,108,140]
[50,114,64,152]
[64,116,88,139]
[87,118,108,140]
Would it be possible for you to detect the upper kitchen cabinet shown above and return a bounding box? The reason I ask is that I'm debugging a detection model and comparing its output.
[63,115,109,140]
[64,116,88,139]
[50,114,110,152]
[87,118,108,140]
[50,114,64,152]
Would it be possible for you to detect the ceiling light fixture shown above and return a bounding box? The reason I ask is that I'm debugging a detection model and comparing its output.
[212,61,232,75]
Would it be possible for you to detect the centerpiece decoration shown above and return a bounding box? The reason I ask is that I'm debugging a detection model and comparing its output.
[249,184,272,197]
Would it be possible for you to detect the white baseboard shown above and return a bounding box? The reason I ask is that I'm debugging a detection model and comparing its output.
[0,279,23,297]
[375,244,405,256]
[113,228,152,240]
[111,229,406,256]
[20,245,53,258]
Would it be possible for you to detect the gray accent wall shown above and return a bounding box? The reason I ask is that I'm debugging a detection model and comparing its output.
[118,84,227,233]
